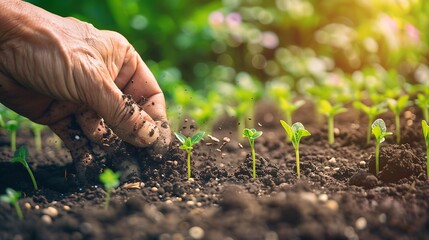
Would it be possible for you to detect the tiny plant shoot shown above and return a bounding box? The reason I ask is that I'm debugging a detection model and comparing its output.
[11,146,38,191]
[371,119,392,175]
[387,95,411,144]
[422,120,429,178]
[416,94,429,122]
[30,122,45,151]
[318,100,346,145]
[353,102,387,144]
[0,188,23,220]
[175,131,206,180]
[280,121,311,178]
[242,128,263,179]
[5,120,18,151]
[99,168,120,209]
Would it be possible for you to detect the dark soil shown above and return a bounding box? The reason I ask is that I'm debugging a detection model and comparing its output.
[1,101,429,240]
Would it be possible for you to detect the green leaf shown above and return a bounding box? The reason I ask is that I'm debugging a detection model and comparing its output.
[190,131,205,145]
[5,120,18,132]
[422,120,429,139]
[280,120,293,138]
[174,132,187,144]
[372,118,392,143]
[318,100,332,115]
[0,188,21,204]
[11,146,29,168]
[251,130,263,139]
[99,169,120,190]
[372,119,387,133]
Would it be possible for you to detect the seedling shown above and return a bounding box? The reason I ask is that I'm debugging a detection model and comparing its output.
[175,131,205,180]
[421,120,429,178]
[280,121,311,178]
[0,188,23,220]
[353,101,387,144]
[387,95,411,144]
[30,122,45,151]
[99,168,120,209]
[4,120,18,152]
[371,119,392,175]
[279,98,305,126]
[11,146,38,191]
[318,100,347,145]
[415,94,429,122]
[242,128,263,179]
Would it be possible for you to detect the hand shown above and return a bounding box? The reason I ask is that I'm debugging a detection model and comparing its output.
[0,1,171,182]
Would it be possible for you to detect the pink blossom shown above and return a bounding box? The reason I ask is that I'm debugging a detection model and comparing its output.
[226,12,242,28]
[209,11,224,27]
[405,23,420,43]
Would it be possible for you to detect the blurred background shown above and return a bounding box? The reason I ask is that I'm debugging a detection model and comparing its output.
[25,0,429,132]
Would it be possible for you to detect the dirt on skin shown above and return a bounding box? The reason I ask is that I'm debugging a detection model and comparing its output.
[1,101,429,240]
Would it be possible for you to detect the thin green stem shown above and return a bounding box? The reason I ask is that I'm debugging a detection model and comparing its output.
[296,148,300,178]
[187,150,191,180]
[375,141,380,175]
[34,129,42,151]
[11,130,16,152]
[26,167,38,191]
[14,202,23,220]
[426,145,429,179]
[285,112,292,126]
[104,190,111,210]
[251,141,256,179]
[395,113,400,144]
[328,115,334,145]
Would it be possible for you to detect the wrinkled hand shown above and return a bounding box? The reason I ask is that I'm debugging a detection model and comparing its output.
[0,1,171,183]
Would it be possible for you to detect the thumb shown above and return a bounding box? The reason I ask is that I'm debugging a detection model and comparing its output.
[85,77,160,148]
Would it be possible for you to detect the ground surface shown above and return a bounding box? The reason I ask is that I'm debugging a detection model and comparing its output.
[0,102,429,240]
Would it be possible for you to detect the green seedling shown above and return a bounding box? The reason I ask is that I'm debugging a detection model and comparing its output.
[415,94,429,122]
[387,95,411,144]
[279,98,305,126]
[30,122,45,151]
[372,119,392,175]
[422,120,429,178]
[189,91,223,133]
[99,168,120,209]
[11,146,38,191]
[1,188,23,220]
[353,101,387,144]
[318,100,347,145]
[5,120,18,152]
[175,131,205,180]
[280,121,311,178]
[242,128,263,179]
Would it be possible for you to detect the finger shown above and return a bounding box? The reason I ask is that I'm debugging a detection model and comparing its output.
[114,48,171,153]
[75,54,160,148]
[49,116,106,184]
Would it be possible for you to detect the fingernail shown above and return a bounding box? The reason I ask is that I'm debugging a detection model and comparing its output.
[137,122,159,145]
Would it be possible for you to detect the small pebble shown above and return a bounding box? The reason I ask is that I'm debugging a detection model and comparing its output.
[187,201,195,206]
[223,137,231,143]
[205,143,212,146]
[151,187,158,192]
[328,157,336,164]
[172,233,184,240]
[173,161,178,166]
[324,166,330,170]
[238,143,243,149]
[333,167,340,171]
[325,200,339,212]
[219,163,225,168]
[165,200,173,204]
[300,192,317,204]
[195,188,200,192]
[63,205,71,211]
[378,213,387,223]
[355,217,367,230]
[188,226,205,239]
[34,205,40,210]
[207,135,220,142]
[359,161,366,167]
[41,215,52,224]
[188,178,195,183]
[42,207,59,217]
[24,202,31,210]
[318,194,328,202]
[334,128,340,135]
[196,202,202,207]
[215,149,221,152]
